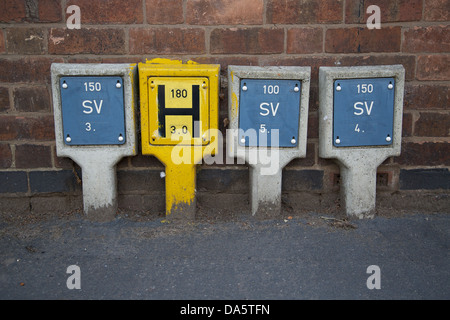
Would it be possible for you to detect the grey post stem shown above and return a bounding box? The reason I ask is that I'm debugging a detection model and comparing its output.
[339,163,378,219]
[73,154,121,222]
[249,165,283,216]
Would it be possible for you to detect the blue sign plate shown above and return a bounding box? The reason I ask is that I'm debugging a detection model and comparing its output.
[333,78,395,147]
[60,76,126,145]
[239,79,301,147]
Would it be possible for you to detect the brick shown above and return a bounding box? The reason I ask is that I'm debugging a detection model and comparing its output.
[196,193,249,213]
[54,146,76,169]
[414,112,450,137]
[29,170,81,194]
[259,56,336,83]
[287,28,323,54]
[376,170,393,188]
[0,115,55,141]
[30,196,82,214]
[0,87,10,112]
[101,57,142,64]
[404,84,449,110]
[424,0,450,21]
[14,86,50,112]
[286,142,316,167]
[400,169,450,190]
[395,142,450,166]
[66,0,143,24]
[307,113,318,139]
[197,168,248,193]
[0,171,28,193]
[403,25,450,53]
[129,28,205,55]
[337,55,416,81]
[39,0,62,22]
[325,27,401,53]
[130,155,164,168]
[15,144,52,168]
[0,57,63,83]
[402,112,413,137]
[0,30,4,53]
[48,28,125,55]
[117,170,165,193]
[147,0,183,24]
[0,197,30,215]
[141,194,166,214]
[0,116,17,140]
[0,0,26,22]
[282,169,323,191]
[118,194,146,212]
[417,55,450,81]
[6,28,46,55]
[191,56,259,72]
[345,0,422,23]
[210,28,283,54]
[260,54,415,82]
[308,85,319,111]
[186,0,263,25]
[0,144,12,168]
[267,0,343,24]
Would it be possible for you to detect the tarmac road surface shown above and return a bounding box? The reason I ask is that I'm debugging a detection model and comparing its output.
[0,211,449,301]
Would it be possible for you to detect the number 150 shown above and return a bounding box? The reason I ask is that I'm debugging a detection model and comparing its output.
[357,84,373,93]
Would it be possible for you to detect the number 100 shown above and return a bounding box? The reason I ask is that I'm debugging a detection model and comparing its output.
[263,85,279,94]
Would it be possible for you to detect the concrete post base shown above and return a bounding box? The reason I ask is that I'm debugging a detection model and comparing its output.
[80,158,118,222]
[249,165,282,216]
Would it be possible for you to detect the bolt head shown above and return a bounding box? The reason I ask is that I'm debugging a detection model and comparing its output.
[62,83,68,89]
[386,136,391,142]
[116,82,122,88]
[240,138,245,144]
[294,86,299,92]
[291,138,296,144]
[336,85,341,91]
[118,135,124,142]
[335,138,341,144]
[66,136,71,143]
[388,83,394,89]
[242,85,248,91]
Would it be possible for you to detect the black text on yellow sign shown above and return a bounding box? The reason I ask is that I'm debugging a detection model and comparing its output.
[149,77,209,145]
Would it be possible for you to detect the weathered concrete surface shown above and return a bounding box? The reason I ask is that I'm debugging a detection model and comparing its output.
[51,63,138,222]
[228,66,311,216]
[319,65,405,219]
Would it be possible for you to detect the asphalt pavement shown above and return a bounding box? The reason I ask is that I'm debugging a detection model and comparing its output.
[0,211,448,302]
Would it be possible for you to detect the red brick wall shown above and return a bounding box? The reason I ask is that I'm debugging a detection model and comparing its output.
[0,0,448,215]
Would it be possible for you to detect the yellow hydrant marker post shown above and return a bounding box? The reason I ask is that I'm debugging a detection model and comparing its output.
[139,59,220,220]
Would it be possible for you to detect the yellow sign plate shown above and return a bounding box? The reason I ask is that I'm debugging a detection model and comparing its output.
[148,77,209,145]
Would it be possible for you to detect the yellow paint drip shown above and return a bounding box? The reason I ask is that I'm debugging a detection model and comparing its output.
[231,92,238,117]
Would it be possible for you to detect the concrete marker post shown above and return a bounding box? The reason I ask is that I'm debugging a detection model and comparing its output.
[319,65,405,218]
[228,66,311,216]
[51,63,138,222]
[138,59,220,221]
